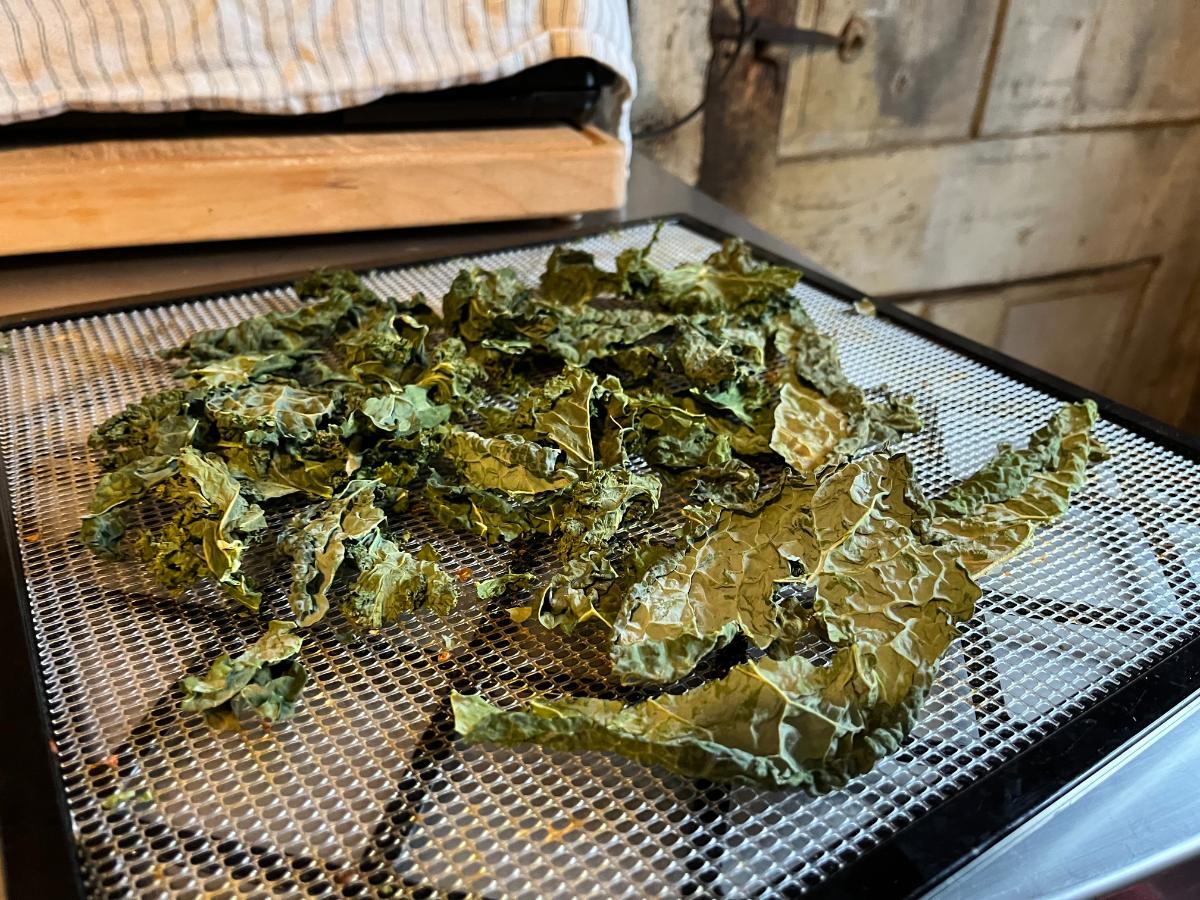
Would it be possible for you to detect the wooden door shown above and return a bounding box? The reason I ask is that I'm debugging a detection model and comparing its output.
[633,0,1200,427]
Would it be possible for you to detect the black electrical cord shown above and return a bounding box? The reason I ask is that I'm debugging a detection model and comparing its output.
[632,0,750,141]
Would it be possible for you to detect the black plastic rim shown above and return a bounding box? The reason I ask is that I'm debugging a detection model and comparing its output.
[0,212,1197,899]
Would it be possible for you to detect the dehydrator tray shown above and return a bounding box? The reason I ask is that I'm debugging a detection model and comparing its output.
[2,218,1199,899]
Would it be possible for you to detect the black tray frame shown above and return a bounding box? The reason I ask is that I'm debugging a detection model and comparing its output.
[1,213,1198,900]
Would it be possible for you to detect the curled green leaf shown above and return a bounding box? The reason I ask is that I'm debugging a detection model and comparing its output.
[343,535,459,628]
[454,412,1103,791]
[277,479,386,625]
[476,573,539,601]
[180,621,307,731]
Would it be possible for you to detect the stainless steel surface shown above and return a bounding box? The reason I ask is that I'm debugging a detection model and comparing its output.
[1,222,1198,898]
[930,688,1200,900]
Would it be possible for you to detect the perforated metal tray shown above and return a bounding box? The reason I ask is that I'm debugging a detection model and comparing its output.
[2,220,1199,899]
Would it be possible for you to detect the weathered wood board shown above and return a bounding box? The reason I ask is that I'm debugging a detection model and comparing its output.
[647,0,1200,425]
[750,124,1200,423]
[629,0,711,184]
[983,0,1200,135]
[757,126,1200,295]
[0,126,625,256]
[894,262,1154,392]
[779,0,1000,158]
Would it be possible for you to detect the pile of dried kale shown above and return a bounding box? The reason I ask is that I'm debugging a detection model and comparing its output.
[81,227,1107,792]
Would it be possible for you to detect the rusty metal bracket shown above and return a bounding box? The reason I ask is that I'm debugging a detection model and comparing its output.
[710,14,840,49]
[635,3,869,140]
[711,10,868,89]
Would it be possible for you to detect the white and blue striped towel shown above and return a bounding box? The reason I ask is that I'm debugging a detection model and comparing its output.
[0,1,636,144]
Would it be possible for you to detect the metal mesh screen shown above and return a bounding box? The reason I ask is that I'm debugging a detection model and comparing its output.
[2,222,1198,898]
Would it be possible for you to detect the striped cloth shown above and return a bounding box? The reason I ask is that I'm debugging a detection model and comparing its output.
[0,1,636,144]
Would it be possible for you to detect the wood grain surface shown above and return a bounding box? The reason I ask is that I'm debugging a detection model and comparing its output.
[754,126,1200,294]
[629,0,711,183]
[712,120,1200,423]
[779,0,1001,157]
[982,0,1200,135]
[0,125,626,256]
[894,261,1156,393]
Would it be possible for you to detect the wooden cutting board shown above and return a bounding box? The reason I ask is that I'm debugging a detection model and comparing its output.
[0,124,625,256]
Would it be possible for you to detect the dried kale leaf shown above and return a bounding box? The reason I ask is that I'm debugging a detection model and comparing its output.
[163,292,354,368]
[625,392,731,469]
[534,468,663,632]
[341,384,450,439]
[454,453,979,791]
[425,472,560,544]
[484,366,607,468]
[279,479,460,628]
[931,400,1109,576]
[343,537,459,628]
[539,247,619,308]
[534,536,678,636]
[933,400,1103,519]
[451,655,847,791]
[137,450,269,610]
[669,459,761,508]
[80,455,179,556]
[83,232,1110,765]
[539,306,676,367]
[770,316,922,473]
[180,621,307,731]
[630,236,804,317]
[476,573,539,601]
[415,336,488,412]
[442,266,541,345]
[184,351,321,389]
[276,479,387,626]
[87,389,193,469]
[770,383,849,473]
[82,449,267,610]
[443,263,675,369]
[668,320,773,424]
[221,442,350,501]
[455,411,1104,790]
[609,460,874,684]
[440,428,576,497]
[425,410,649,556]
[332,300,431,388]
[205,383,335,445]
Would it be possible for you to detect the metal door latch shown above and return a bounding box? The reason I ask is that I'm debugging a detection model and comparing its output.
[711,10,868,88]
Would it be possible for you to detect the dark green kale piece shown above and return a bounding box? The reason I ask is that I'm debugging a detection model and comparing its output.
[180,621,307,731]
[81,232,1107,772]
[454,406,1106,791]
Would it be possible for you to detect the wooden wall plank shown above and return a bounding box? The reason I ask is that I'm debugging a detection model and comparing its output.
[690,0,1200,425]
[778,0,1000,158]
[748,124,1200,423]
[894,295,1007,347]
[1108,237,1200,424]
[756,126,1200,295]
[629,0,712,184]
[983,0,1200,135]
[894,262,1154,392]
